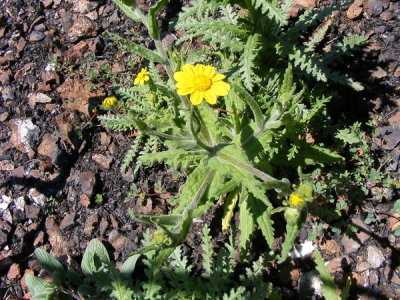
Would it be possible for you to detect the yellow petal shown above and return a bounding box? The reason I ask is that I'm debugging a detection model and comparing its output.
[210,81,230,96]
[134,78,139,85]
[144,75,149,81]
[177,87,194,95]
[176,82,194,89]
[203,66,215,77]
[174,71,190,82]
[204,91,217,105]
[212,74,226,82]
[190,91,204,105]
[182,64,196,75]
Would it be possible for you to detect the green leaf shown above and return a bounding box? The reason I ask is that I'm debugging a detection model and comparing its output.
[131,213,183,227]
[121,254,141,277]
[249,197,275,249]
[148,0,169,39]
[250,0,288,26]
[140,149,206,169]
[25,274,50,296]
[34,248,65,277]
[172,160,211,213]
[232,83,264,130]
[335,128,360,145]
[314,249,341,300]
[81,239,110,275]
[273,143,343,167]
[113,0,143,22]
[278,210,306,263]
[238,34,261,91]
[103,32,166,63]
[195,102,223,145]
[239,190,255,254]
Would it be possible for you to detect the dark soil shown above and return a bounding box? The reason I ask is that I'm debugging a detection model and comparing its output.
[0,0,399,299]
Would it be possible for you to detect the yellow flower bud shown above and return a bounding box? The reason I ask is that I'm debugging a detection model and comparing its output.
[146,93,155,101]
[102,96,118,109]
[297,182,313,202]
[285,208,300,225]
[153,231,168,244]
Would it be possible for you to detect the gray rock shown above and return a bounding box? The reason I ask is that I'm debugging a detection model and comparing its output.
[60,212,76,231]
[367,245,385,268]
[25,205,41,219]
[78,171,96,196]
[356,261,371,272]
[68,16,98,42]
[369,270,380,285]
[9,119,40,153]
[364,0,384,16]
[28,188,48,207]
[28,31,45,42]
[29,92,52,107]
[341,235,361,254]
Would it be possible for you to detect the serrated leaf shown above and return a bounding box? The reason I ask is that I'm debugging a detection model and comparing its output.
[239,190,255,254]
[34,248,65,277]
[249,197,275,249]
[314,249,340,300]
[104,32,166,63]
[238,34,261,91]
[250,0,287,25]
[81,239,110,275]
[140,149,206,169]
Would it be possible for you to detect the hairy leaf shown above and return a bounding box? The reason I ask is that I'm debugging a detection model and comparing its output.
[238,34,261,91]
[104,32,166,63]
[81,239,110,275]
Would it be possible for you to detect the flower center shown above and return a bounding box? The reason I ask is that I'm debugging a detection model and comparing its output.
[193,75,212,92]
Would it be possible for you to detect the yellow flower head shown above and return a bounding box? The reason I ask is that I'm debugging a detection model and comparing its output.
[289,193,305,209]
[174,64,231,105]
[134,67,150,86]
[102,96,118,109]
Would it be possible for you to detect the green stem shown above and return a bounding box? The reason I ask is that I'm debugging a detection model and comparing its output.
[189,107,213,151]
[154,39,191,110]
[216,151,280,184]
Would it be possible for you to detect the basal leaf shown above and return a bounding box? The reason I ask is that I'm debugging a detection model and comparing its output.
[103,32,166,63]
[249,197,275,249]
[238,34,261,91]
[81,239,110,275]
[239,190,255,255]
[140,149,207,169]
[314,249,341,300]
[34,248,65,277]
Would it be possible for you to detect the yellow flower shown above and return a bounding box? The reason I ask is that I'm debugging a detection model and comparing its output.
[289,193,305,209]
[102,96,118,109]
[174,64,230,105]
[134,67,150,85]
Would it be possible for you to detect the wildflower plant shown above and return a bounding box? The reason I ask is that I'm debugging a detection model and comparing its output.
[98,0,366,267]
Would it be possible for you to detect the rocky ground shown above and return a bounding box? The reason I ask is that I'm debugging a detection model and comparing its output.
[0,0,399,299]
